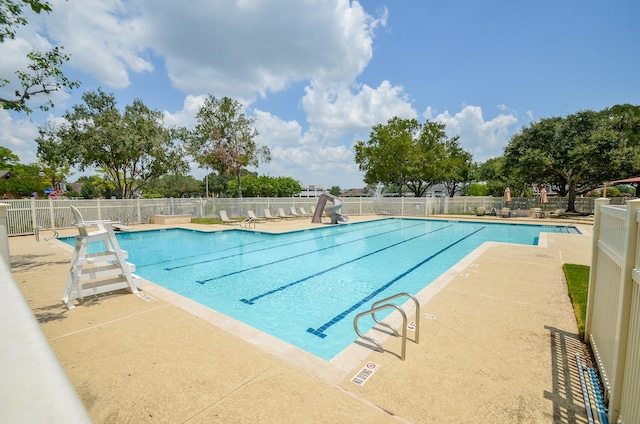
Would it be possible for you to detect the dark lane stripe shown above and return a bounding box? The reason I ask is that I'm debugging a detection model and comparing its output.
[195,222,429,284]
[165,219,399,271]
[239,226,451,303]
[306,227,485,339]
[139,239,267,269]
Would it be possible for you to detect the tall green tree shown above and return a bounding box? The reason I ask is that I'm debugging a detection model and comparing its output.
[0,163,47,197]
[440,138,473,197]
[227,175,301,197]
[0,146,19,169]
[0,0,79,113]
[355,117,459,197]
[504,106,640,212]
[146,174,204,198]
[60,89,189,198]
[189,95,271,198]
[35,122,73,190]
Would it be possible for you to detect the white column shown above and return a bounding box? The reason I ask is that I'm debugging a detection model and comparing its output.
[0,204,9,263]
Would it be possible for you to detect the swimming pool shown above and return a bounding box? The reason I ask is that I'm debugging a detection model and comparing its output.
[63,218,579,360]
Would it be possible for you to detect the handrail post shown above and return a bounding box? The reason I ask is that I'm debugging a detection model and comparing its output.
[354,304,407,360]
[371,292,420,344]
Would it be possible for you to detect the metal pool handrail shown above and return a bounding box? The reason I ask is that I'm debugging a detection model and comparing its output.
[371,292,420,344]
[34,226,59,242]
[354,303,408,360]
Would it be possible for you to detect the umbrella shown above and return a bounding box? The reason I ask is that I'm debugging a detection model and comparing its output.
[503,187,511,204]
[540,187,548,207]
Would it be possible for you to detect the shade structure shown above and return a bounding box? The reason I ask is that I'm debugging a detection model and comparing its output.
[503,187,511,203]
[612,176,640,184]
[540,187,548,204]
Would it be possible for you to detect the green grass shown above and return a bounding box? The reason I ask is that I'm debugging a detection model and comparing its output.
[191,217,223,225]
[563,263,590,338]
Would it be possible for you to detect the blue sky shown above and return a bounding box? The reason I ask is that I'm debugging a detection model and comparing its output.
[1,0,638,190]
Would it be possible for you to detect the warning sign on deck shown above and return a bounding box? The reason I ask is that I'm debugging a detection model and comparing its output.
[351,362,380,386]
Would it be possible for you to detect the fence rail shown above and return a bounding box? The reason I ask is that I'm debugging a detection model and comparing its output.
[586,198,640,423]
[2,195,601,236]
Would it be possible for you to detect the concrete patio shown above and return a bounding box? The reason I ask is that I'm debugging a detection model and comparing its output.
[8,215,593,423]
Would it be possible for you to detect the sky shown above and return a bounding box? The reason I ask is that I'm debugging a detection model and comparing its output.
[1,0,639,190]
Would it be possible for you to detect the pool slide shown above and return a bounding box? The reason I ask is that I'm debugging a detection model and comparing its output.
[311,193,349,224]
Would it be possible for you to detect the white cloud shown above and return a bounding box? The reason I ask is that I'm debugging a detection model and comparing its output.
[162,95,206,128]
[302,80,416,137]
[0,110,40,164]
[43,0,153,89]
[36,0,385,101]
[431,105,519,162]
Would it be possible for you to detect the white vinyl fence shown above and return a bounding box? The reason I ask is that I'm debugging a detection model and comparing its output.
[2,195,599,236]
[586,198,640,423]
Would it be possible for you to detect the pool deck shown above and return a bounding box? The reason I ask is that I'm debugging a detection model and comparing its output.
[9,214,593,423]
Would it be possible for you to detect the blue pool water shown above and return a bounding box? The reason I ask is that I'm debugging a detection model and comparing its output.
[62,218,578,360]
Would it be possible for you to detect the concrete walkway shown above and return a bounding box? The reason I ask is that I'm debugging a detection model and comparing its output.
[9,215,593,423]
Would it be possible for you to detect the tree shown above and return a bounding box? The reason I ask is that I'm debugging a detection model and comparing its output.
[146,174,204,198]
[35,121,73,190]
[60,89,189,198]
[80,181,101,199]
[440,138,473,197]
[189,95,271,198]
[227,175,301,197]
[0,0,80,113]
[77,175,116,198]
[355,117,458,197]
[0,146,19,169]
[329,186,341,196]
[0,163,47,197]
[503,106,640,212]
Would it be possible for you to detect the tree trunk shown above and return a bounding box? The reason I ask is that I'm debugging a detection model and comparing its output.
[567,180,578,213]
[236,170,242,198]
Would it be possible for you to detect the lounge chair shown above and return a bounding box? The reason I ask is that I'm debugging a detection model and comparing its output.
[247,210,266,223]
[500,207,510,218]
[531,207,543,218]
[289,206,304,219]
[219,210,242,225]
[475,207,486,216]
[278,207,295,220]
[549,209,564,218]
[298,207,312,217]
[263,209,281,221]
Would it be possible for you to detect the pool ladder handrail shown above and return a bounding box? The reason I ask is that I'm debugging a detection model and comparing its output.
[34,226,59,242]
[563,214,594,228]
[353,292,420,361]
[240,217,256,229]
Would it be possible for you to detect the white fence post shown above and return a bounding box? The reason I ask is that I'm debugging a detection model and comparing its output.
[0,204,10,263]
[609,198,640,421]
[48,198,55,229]
[30,198,37,230]
[585,197,609,341]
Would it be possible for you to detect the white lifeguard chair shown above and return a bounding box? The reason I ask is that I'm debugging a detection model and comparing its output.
[62,206,138,309]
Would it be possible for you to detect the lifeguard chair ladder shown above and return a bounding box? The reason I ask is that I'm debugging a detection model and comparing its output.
[62,206,138,309]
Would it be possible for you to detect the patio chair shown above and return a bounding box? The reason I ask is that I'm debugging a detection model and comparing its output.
[298,207,312,217]
[475,207,486,216]
[278,207,295,220]
[500,207,510,218]
[263,209,282,221]
[289,206,304,219]
[549,209,564,218]
[531,207,543,218]
[247,210,267,223]
[219,210,242,225]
